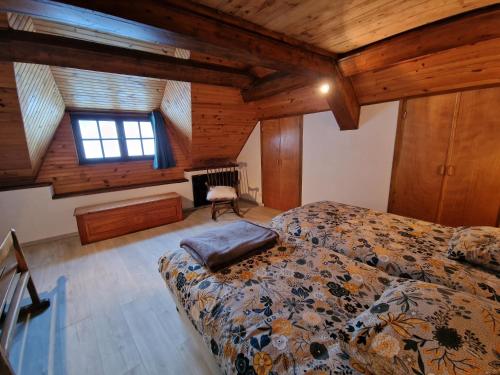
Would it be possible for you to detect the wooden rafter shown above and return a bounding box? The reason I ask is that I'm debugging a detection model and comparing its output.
[0,29,254,88]
[0,0,336,75]
[242,73,316,103]
[339,5,500,76]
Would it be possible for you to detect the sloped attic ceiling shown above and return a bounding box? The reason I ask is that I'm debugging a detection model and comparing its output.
[194,0,497,53]
[5,14,262,179]
[29,16,187,112]
[51,67,167,112]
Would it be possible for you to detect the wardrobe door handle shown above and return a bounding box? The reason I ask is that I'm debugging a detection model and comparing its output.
[446,165,455,176]
[438,165,446,176]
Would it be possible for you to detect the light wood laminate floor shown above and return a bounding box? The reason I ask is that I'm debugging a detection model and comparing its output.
[9,203,280,375]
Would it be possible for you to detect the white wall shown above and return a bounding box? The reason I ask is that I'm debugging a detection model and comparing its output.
[235,102,399,212]
[237,122,262,204]
[0,180,194,244]
[302,102,399,211]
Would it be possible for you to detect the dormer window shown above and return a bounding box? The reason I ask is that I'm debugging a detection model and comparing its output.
[71,112,155,164]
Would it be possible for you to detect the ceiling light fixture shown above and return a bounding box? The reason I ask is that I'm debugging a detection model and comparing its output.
[319,82,330,94]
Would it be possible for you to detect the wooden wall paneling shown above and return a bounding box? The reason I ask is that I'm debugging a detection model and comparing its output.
[36,113,190,195]
[7,13,65,175]
[160,49,192,160]
[194,0,496,53]
[0,14,30,184]
[13,62,65,173]
[0,60,32,182]
[437,87,500,226]
[160,80,192,159]
[352,37,500,105]
[261,119,281,210]
[388,94,458,222]
[190,83,258,166]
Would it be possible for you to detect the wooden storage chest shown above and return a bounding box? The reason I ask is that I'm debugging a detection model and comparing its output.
[74,193,182,244]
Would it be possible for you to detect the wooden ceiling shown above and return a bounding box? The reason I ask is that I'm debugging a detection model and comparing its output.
[51,67,167,111]
[194,0,497,53]
[27,17,189,112]
[0,0,499,189]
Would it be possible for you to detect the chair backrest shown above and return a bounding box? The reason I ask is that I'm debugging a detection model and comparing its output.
[206,166,238,188]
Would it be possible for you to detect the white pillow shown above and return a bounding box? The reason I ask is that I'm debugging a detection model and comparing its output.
[207,186,237,201]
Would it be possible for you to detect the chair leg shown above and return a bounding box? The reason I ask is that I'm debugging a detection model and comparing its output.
[211,202,217,221]
[19,276,50,317]
[232,199,241,217]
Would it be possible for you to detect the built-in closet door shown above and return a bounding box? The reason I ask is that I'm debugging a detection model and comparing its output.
[261,116,302,211]
[389,87,500,226]
[389,94,457,222]
[438,88,500,227]
[261,119,282,210]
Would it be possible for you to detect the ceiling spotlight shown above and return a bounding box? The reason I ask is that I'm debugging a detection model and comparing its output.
[319,83,330,94]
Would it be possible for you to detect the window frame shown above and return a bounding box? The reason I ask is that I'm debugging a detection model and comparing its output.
[70,112,155,165]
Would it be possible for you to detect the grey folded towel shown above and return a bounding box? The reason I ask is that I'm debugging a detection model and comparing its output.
[180,220,278,271]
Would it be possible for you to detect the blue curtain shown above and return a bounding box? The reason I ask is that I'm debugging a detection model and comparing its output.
[150,111,176,169]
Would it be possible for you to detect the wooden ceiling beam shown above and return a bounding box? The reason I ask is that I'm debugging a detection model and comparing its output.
[0,29,254,88]
[0,0,336,76]
[326,65,360,130]
[339,5,500,77]
[242,73,317,103]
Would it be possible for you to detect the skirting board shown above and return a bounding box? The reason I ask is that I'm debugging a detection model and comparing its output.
[21,232,79,247]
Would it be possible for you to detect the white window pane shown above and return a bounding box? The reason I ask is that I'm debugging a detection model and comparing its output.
[82,140,103,159]
[140,121,154,138]
[79,120,99,139]
[102,140,121,158]
[126,139,143,156]
[142,139,155,155]
[124,121,140,138]
[99,121,117,139]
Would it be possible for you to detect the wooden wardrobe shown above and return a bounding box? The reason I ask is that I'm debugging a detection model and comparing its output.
[261,116,302,211]
[389,87,500,227]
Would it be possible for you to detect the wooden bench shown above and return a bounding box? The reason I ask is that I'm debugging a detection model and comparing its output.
[74,193,183,244]
[0,230,50,374]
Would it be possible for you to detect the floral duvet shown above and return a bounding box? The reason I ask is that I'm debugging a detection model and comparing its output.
[159,201,500,374]
[159,240,398,374]
[270,201,499,302]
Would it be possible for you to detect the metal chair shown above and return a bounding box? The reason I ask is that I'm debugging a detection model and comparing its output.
[205,166,241,220]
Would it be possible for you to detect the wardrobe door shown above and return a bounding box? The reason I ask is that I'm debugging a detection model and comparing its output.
[278,116,302,211]
[261,116,302,211]
[389,94,457,222]
[438,87,500,227]
[261,119,282,210]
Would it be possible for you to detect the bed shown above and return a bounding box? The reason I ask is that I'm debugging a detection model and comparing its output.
[270,201,499,302]
[159,201,500,374]
[159,239,401,374]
